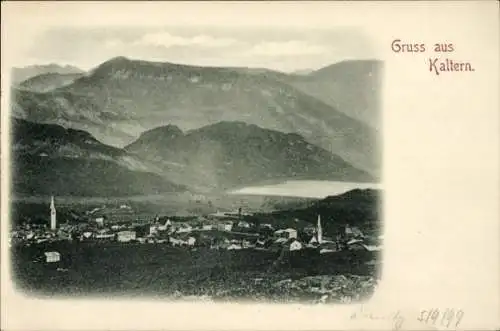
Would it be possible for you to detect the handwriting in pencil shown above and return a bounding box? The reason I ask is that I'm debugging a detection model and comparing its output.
[417,308,464,329]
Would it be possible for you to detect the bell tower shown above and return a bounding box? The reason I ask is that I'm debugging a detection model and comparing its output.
[50,196,57,230]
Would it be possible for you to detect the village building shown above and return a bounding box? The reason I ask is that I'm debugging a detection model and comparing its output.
[94,229,114,240]
[274,228,298,240]
[347,241,372,252]
[227,243,243,250]
[260,224,274,230]
[117,231,136,242]
[345,224,365,239]
[95,217,105,227]
[215,221,233,232]
[169,234,196,247]
[319,242,341,254]
[202,224,213,231]
[175,223,193,233]
[241,239,256,248]
[157,219,171,231]
[285,238,303,251]
[44,251,61,263]
[149,224,159,236]
[81,231,93,240]
[237,220,251,228]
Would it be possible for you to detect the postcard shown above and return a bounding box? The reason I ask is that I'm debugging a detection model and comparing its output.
[1,1,498,330]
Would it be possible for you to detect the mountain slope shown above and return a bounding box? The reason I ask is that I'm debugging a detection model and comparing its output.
[125,121,373,191]
[12,57,380,176]
[18,72,84,92]
[287,60,384,129]
[11,64,84,85]
[11,118,186,197]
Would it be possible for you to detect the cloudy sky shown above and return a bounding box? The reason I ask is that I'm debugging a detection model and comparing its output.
[19,26,376,73]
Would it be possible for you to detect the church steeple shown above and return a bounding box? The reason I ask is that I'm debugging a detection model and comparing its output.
[50,196,57,230]
[317,214,323,244]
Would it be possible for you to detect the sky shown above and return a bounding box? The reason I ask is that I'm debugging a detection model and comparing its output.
[17,26,376,73]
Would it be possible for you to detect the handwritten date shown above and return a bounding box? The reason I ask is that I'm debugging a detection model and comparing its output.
[418,308,464,329]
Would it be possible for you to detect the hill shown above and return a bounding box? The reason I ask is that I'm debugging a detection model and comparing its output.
[11,56,380,176]
[260,188,381,235]
[11,118,186,197]
[125,121,373,191]
[11,64,84,85]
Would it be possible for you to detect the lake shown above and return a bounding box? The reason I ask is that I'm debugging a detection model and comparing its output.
[228,180,382,199]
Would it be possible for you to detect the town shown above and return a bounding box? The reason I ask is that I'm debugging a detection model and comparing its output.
[10,196,382,259]
[10,195,382,303]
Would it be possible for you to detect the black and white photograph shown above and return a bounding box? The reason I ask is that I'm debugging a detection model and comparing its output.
[4,3,499,331]
[8,23,383,303]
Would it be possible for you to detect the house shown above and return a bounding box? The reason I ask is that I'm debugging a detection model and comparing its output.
[149,225,159,235]
[255,238,273,249]
[117,231,136,242]
[175,223,193,233]
[237,221,251,228]
[319,242,340,254]
[202,224,213,231]
[260,224,274,230]
[170,235,196,247]
[242,239,256,248]
[364,244,383,252]
[186,236,196,246]
[285,238,303,251]
[227,243,242,250]
[81,231,93,239]
[345,225,364,239]
[158,219,172,231]
[95,232,115,240]
[309,235,319,246]
[95,217,105,227]
[274,228,298,240]
[44,251,61,263]
[216,222,233,232]
[169,237,183,247]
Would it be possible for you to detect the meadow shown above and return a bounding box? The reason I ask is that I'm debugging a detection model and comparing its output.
[11,241,378,301]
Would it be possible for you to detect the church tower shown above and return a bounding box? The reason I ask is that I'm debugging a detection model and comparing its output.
[317,214,323,244]
[50,196,57,230]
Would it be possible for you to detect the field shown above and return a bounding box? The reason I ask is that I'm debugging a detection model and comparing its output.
[11,242,379,302]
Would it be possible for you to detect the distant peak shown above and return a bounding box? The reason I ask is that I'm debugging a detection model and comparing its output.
[108,56,131,63]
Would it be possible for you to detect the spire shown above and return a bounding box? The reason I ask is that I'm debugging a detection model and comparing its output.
[317,214,323,244]
[50,195,57,230]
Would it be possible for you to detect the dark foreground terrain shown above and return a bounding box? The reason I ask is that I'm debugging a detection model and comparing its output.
[12,242,380,303]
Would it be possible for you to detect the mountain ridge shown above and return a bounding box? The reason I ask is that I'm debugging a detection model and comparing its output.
[11,118,187,197]
[125,121,374,191]
[11,57,382,177]
[12,64,84,85]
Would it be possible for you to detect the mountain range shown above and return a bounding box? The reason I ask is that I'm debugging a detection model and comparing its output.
[12,118,372,196]
[125,121,372,191]
[11,56,382,178]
